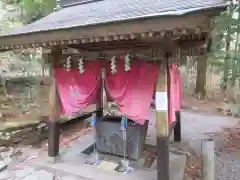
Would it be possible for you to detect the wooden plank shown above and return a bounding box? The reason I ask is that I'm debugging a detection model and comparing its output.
[0,121,39,132]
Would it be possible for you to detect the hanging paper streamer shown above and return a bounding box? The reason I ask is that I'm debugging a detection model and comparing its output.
[124,54,131,72]
[66,56,72,71]
[78,57,84,74]
[110,56,117,74]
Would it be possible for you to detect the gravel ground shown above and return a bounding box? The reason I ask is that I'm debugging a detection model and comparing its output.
[181,110,240,180]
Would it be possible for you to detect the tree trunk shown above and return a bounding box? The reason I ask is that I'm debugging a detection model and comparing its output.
[232,5,240,87]
[195,56,207,99]
[223,3,234,90]
[223,30,231,89]
[231,35,239,87]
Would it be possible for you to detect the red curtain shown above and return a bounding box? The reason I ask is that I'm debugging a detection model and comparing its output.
[54,60,102,115]
[168,65,175,124]
[104,59,131,103]
[168,64,181,124]
[175,67,182,111]
[104,59,159,124]
[54,58,181,126]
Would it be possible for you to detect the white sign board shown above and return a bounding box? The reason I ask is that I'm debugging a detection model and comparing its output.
[155,92,168,111]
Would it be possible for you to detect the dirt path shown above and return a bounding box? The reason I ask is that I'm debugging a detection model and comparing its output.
[181,110,240,180]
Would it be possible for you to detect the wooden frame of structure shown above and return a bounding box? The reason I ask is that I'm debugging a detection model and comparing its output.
[0,3,225,180]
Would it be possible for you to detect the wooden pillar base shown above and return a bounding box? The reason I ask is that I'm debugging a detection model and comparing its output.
[174,111,181,142]
[96,108,103,120]
[48,121,60,157]
[48,156,59,164]
[157,136,169,180]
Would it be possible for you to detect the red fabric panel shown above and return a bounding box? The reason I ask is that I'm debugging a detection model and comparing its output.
[104,59,131,103]
[104,59,159,124]
[168,65,175,124]
[73,60,102,106]
[54,61,102,115]
[168,64,182,124]
[175,67,182,111]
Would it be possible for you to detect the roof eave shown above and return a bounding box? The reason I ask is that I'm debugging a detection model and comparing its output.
[0,4,227,50]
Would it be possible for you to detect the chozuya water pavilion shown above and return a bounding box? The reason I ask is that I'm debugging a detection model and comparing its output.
[0,0,226,179]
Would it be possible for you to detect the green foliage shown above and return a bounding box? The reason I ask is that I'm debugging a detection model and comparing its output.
[210,2,240,116]
[210,2,240,88]
[3,0,56,24]
[1,0,21,4]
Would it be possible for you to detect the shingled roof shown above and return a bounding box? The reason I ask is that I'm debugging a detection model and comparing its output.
[1,0,227,37]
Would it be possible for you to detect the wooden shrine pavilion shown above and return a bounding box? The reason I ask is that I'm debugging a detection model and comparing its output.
[0,0,227,180]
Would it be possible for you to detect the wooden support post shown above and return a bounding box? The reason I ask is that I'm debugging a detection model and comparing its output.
[94,66,104,160]
[201,138,215,180]
[155,58,169,180]
[174,46,182,142]
[174,111,181,142]
[96,68,104,120]
[47,48,61,161]
[48,120,60,157]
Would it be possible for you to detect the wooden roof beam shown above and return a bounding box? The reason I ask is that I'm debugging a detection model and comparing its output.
[0,27,208,51]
